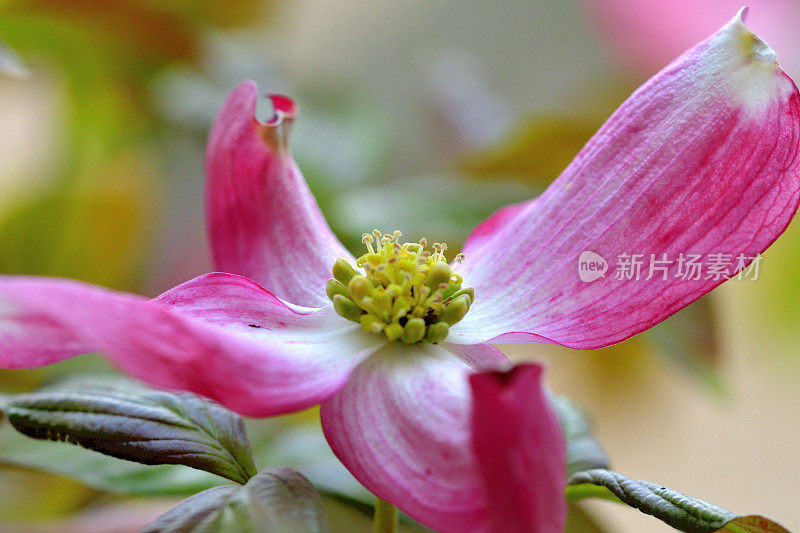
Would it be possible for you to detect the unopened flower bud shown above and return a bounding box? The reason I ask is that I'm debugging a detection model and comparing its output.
[441,294,471,326]
[332,258,358,285]
[401,318,426,344]
[425,322,449,344]
[385,323,404,341]
[348,275,372,301]
[326,279,348,300]
[332,294,362,322]
[359,314,385,334]
[446,286,475,305]
[441,283,462,300]
[426,262,452,290]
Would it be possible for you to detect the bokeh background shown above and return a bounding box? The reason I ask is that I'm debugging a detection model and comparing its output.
[1,1,799,531]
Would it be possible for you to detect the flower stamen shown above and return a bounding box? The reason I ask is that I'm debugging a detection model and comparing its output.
[328,230,474,343]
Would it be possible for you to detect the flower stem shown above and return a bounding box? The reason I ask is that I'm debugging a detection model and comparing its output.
[373,497,398,533]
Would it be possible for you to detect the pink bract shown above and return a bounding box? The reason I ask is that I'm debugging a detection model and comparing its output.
[470,364,567,533]
[1,12,798,531]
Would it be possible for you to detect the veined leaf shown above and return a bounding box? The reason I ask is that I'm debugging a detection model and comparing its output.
[1,379,257,484]
[0,384,365,499]
[0,376,366,500]
[568,469,789,533]
[142,467,326,533]
[569,469,732,531]
[0,424,225,495]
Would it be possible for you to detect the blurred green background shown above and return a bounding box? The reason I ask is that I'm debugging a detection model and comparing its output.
[1,1,799,531]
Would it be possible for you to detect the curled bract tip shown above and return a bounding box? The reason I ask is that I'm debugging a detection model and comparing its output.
[256,91,296,154]
[266,93,298,124]
[724,6,777,66]
[736,6,748,24]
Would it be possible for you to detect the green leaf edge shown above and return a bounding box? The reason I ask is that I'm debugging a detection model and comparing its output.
[0,383,257,486]
[568,469,790,533]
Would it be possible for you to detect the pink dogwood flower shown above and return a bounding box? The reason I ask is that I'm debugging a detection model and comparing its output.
[0,11,799,531]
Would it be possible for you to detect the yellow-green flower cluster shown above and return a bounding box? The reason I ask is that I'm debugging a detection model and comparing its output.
[327,230,473,343]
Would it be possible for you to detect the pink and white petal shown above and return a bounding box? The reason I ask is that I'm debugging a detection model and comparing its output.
[440,341,512,371]
[205,81,353,308]
[0,274,384,417]
[320,342,507,533]
[452,13,800,348]
[470,364,567,533]
[153,272,316,333]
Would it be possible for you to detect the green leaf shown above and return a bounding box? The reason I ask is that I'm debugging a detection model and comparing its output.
[715,515,790,533]
[0,380,365,499]
[568,469,774,533]
[0,416,369,501]
[549,394,610,476]
[1,379,257,484]
[0,424,225,495]
[142,467,326,533]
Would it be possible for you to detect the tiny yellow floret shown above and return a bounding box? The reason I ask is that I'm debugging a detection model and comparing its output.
[327,230,473,343]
